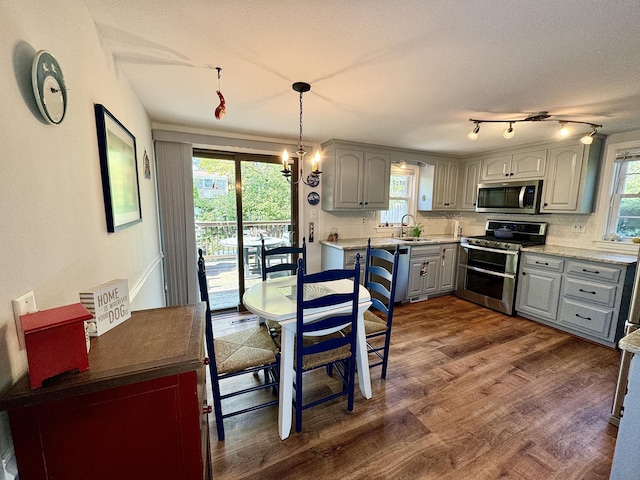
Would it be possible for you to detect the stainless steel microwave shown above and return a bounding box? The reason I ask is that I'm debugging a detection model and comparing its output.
[475,179,543,214]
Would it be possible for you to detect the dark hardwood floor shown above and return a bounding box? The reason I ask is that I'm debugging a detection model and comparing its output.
[208,295,620,479]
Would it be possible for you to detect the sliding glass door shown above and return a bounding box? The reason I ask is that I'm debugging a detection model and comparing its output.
[193,150,297,312]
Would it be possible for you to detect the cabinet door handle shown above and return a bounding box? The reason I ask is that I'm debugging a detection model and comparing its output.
[420,263,427,276]
[579,288,597,295]
[575,313,592,321]
[535,261,549,266]
[582,268,600,275]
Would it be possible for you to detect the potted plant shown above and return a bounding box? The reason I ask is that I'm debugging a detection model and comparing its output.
[412,224,423,238]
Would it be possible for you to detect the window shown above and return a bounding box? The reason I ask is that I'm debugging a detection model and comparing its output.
[607,148,640,239]
[380,164,418,224]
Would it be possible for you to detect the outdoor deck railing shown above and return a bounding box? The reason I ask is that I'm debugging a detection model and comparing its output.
[195,220,291,258]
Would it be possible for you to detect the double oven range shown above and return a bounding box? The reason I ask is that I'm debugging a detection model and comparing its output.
[456,220,548,315]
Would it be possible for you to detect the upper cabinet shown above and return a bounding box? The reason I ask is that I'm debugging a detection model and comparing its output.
[540,138,603,213]
[459,159,481,211]
[432,159,459,210]
[481,149,547,181]
[321,140,391,211]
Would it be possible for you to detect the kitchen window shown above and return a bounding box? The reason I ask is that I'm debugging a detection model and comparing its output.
[380,164,418,224]
[606,148,640,239]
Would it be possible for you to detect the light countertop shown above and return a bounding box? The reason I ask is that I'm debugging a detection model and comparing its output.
[320,235,460,250]
[521,245,638,266]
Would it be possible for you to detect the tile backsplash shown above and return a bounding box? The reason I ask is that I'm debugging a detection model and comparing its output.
[317,209,610,251]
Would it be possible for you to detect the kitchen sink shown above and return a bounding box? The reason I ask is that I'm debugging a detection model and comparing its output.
[396,237,436,243]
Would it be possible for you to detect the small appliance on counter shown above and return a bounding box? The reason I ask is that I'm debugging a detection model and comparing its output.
[455,219,548,315]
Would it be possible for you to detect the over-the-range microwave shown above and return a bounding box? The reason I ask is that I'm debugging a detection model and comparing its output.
[475,179,543,214]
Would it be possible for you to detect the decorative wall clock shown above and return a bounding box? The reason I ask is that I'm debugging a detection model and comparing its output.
[32,50,67,125]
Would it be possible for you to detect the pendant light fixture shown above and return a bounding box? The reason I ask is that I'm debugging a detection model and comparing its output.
[281,82,321,185]
[467,112,602,144]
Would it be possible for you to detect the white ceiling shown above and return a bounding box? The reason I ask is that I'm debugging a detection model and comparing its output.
[84,0,640,155]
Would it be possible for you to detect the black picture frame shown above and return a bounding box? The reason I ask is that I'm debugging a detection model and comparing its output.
[94,104,142,232]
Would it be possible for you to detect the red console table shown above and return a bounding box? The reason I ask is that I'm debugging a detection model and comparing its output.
[0,303,211,480]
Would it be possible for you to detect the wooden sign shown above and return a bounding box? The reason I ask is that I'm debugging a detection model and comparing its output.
[80,279,131,337]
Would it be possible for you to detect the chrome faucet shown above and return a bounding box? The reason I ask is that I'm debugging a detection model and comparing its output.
[401,213,415,238]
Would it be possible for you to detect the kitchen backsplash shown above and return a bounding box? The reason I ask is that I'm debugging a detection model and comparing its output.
[318,209,603,250]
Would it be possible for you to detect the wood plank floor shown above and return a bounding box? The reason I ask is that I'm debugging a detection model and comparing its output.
[208,295,620,479]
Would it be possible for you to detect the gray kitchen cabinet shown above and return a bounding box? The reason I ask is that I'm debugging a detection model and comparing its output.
[480,149,547,181]
[321,140,391,211]
[516,253,564,322]
[321,243,365,282]
[459,159,481,211]
[540,138,603,213]
[407,244,457,302]
[433,159,459,210]
[516,251,635,348]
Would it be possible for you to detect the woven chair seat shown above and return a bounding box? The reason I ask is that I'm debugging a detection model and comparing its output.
[342,310,387,336]
[214,326,279,375]
[300,333,352,371]
[265,320,350,370]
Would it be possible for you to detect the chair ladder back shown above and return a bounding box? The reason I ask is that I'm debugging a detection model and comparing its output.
[293,255,361,432]
[363,241,400,379]
[261,237,307,280]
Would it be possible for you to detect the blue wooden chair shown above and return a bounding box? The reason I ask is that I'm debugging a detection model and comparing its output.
[362,239,400,379]
[261,237,306,280]
[293,255,361,433]
[198,249,279,441]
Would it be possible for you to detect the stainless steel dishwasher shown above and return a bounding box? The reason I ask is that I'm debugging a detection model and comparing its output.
[377,246,409,303]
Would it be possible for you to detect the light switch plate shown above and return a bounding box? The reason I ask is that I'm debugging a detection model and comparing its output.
[12,291,37,349]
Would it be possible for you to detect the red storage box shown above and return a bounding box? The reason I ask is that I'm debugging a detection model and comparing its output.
[20,303,93,389]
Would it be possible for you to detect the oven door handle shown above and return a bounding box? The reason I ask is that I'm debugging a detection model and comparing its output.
[460,243,519,256]
[459,264,517,280]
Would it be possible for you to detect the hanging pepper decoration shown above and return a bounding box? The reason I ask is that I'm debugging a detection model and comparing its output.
[214,67,226,120]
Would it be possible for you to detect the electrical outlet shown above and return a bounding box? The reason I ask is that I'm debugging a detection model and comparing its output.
[571,224,586,232]
[12,291,37,349]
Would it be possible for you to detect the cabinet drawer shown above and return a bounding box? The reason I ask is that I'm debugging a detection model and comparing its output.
[559,298,614,337]
[522,254,564,272]
[410,245,441,258]
[566,260,621,283]
[562,278,617,307]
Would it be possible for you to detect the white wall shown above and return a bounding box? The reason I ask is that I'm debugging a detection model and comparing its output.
[0,0,165,462]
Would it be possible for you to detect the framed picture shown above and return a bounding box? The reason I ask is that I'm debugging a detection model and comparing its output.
[94,104,142,232]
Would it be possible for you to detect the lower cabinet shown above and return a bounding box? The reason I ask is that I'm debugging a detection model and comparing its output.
[516,252,635,348]
[407,244,457,302]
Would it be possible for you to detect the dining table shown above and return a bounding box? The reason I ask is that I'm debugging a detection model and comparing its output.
[220,235,283,276]
[242,275,372,440]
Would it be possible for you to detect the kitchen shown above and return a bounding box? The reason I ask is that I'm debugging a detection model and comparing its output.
[4,1,640,479]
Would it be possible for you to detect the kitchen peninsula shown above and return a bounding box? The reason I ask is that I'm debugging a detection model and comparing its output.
[321,235,460,303]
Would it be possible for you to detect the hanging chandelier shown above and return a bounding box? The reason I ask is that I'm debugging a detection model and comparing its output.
[281,82,321,185]
[467,112,602,145]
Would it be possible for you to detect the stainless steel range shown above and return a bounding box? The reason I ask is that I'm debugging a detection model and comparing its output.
[455,220,548,315]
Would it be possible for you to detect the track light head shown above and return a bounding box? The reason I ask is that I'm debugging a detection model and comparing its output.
[503,122,515,139]
[559,122,572,138]
[467,123,480,140]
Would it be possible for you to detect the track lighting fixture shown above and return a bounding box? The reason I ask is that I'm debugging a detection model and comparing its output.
[467,112,602,143]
